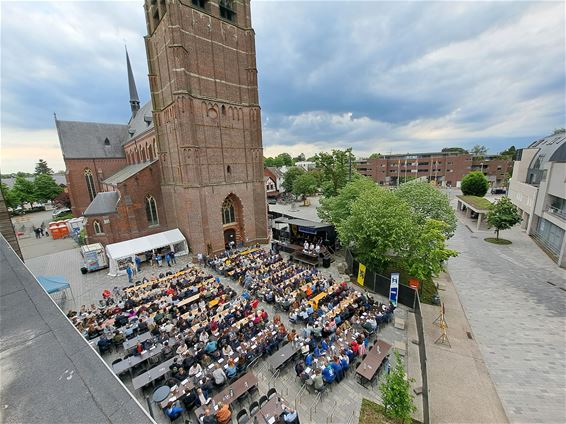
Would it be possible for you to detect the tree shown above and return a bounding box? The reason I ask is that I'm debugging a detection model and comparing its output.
[53,191,71,209]
[277,153,294,166]
[293,153,306,162]
[406,219,458,284]
[313,148,355,197]
[461,171,489,197]
[441,147,468,154]
[35,159,54,175]
[486,196,522,240]
[281,166,305,193]
[337,187,417,272]
[0,183,18,209]
[11,176,36,206]
[368,153,381,159]
[292,173,318,203]
[470,144,488,158]
[317,176,378,226]
[380,351,416,423]
[499,146,516,159]
[34,174,62,203]
[553,128,565,135]
[395,181,457,237]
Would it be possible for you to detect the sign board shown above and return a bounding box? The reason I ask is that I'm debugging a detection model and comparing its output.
[409,277,420,290]
[298,226,317,235]
[357,263,366,286]
[389,272,400,306]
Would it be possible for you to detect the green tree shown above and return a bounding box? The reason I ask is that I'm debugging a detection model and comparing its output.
[461,171,489,196]
[34,173,62,203]
[313,148,355,197]
[317,176,377,226]
[293,153,306,162]
[338,187,417,272]
[0,183,18,209]
[368,153,381,159]
[395,181,457,237]
[292,173,318,202]
[552,128,565,135]
[34,159,54,175]
[441,147,468,154]
[486,196,522,240]
[406,219,458,284]
[470,144,488,158]
[277,153,294,166]
[499,146,516,159]
[11,176,36,206]
[282,166,305,193]
[380,351,416,423]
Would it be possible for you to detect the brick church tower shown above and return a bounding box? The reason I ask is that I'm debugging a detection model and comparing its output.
[144,0,268,254]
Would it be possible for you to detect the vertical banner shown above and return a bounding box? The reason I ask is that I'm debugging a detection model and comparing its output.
[357,263,366,286]
[389,272,400,306]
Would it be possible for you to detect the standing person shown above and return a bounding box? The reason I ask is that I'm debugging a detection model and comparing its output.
[126,264,133,284]
[165,252,171,267]
[156,253,163,267]
[135,255,142,273]
[170,250,177,265]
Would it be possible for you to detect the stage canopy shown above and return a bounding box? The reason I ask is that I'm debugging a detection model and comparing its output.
[105,228,189,276]
[36,275,70,294]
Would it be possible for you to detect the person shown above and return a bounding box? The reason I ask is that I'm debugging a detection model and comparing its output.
[165,252,171,267]
[222,344,233,357]
[310,368,324,392]
[135,255,142,272]
[156,253,163,267]
[170,250,177,265]
[295,361,305,377]
[212,363,227,386]
[126,265,133,284]
[189,362,202,377]
[216,402,231,424]
[196,388,211,406]
[322,364,335,384]
[204,339,218,354]
[225,359,237,378]
[201,407,218,424]
[163,400,184,420]
[97,334,112,354]
[282,407,299,423]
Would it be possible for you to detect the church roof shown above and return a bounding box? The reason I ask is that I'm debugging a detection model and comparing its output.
[103,159,158,185]
[127,101,154,140]
[55,119,128,159]
[83,191,120,216]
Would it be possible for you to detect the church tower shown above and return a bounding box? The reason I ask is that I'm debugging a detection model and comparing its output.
[143,0,268,254]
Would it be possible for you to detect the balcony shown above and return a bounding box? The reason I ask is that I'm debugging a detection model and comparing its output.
[547,206,566,220]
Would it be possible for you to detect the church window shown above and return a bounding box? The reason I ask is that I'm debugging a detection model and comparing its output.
[192,0,207,9]
[221,105,226,115]
[104,137,110,146]
[222,197,236,225]
[227,165,232,174]
[145,195,159,226]
[219,0,235,21]
[93,220,103,234]
[84,168,96,201]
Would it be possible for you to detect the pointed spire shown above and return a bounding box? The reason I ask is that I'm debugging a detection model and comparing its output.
[126,46,140,117]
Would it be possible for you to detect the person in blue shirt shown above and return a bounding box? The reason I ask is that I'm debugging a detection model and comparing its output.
[204,339,218,353]
[134,255,142,272]
[305,353,314,367]
[322,365,335,384]
[225,358,238,378]
[321,339,329,352]
[330,357,343,382]
[126,265,133,283]
[164,400,184,419]
[313,345,322,358]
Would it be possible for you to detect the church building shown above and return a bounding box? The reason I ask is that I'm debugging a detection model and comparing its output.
[56,0,268,255]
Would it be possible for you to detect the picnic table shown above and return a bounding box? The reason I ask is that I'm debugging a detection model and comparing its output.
[133,356,178,390]
[123,331,152,350]
[267,342,300,372]
[356,340,392,383]
[250,395,289,423]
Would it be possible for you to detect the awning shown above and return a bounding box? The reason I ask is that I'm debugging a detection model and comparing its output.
[274,217,332,229]
[37,275,70,294]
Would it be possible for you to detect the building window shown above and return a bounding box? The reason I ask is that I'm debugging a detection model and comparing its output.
[93,220,103,234]
[222,197,236,225]
[219,0,235,21]
[227,165,232,174]
[104,137,110,146]
[84,168,96,201]
[145,195,159,226]
[192,0,206,8]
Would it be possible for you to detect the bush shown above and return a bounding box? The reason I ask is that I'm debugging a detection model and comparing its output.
[461,172,489,197]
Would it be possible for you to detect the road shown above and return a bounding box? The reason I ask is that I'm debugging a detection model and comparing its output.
[446,220,566,423]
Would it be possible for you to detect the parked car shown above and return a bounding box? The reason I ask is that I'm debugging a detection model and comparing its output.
[491,187,507,194]
[52,208,72,218]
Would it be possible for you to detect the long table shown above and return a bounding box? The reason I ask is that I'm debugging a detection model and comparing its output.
[267,342,300,372]
[193,372,259,420]
[356,340,392,382]
[123,331,153,350]
[112,337,176,375]
[250,395,289,422]
[132,356,177,390]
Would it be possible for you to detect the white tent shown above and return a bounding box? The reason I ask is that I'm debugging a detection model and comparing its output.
[105,228,189,276]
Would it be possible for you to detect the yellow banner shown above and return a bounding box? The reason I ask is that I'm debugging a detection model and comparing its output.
[357,263,366,286]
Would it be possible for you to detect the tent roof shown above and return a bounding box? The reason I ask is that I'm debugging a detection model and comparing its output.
[274,217,332,229]
[36,275,70,294]
[106,228,186,260]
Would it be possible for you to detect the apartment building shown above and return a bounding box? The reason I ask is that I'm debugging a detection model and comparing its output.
[356,152,512,188]
[509,132,566,268]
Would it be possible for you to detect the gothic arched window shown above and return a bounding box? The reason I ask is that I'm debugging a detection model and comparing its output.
[222,197,236,225]
[145,195,159,226]
[84,168,96,201]
[93,220,103,234]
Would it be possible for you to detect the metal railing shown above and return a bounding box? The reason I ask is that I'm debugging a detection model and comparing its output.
[308,391,323,421]
[325,401,339,423]
[294,382,308,409]
[547,206,566,220]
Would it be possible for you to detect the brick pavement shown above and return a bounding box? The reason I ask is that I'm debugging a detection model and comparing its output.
[446,221,566,424]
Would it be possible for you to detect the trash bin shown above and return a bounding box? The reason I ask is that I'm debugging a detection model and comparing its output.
[322,257,331,268]
[80,267,88,275]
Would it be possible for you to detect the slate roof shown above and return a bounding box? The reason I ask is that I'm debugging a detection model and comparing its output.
[127,101,154,140]
[0,235,153,424]
[83,191,120,216]
[55,119,128,159]
[103,160,157,185]
[266,167,284,179]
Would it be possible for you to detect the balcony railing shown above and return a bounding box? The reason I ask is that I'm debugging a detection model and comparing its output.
[547,206,566,220]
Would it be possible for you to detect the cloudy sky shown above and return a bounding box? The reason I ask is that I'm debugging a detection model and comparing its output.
[1,0,564,173]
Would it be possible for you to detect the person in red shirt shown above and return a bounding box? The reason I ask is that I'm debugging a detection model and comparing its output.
[351,340,359,356]
[260,309,268,321]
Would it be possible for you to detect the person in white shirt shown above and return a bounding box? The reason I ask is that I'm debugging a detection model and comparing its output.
[189,362,202,377]
[222,344,233,357]
[199,331,209,343]
[212,364,227,386]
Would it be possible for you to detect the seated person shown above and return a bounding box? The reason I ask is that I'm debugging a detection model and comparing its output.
[196,388,211,406]
[200,407,218,424]
[175,367,188,382]
[308,368,325,391]
[222,344,233,357]
[163,400,184,420]
[97,335,112,353]
[322,365,336,384]
[282,407,299,424]
[295,360,305,377]
[215,402,232,424]
[225,359,238,378]
[212,364,227,386]
[204,339,218,354]
[188,362,202,377]
[182,388,197,410]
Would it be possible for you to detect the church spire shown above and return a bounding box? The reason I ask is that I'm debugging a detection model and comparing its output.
[126,46,140,117]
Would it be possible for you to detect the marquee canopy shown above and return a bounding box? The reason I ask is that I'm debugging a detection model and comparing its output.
[37,275,70,294]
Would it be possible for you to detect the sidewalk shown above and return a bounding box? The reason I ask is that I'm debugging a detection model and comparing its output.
[422,272,508,424]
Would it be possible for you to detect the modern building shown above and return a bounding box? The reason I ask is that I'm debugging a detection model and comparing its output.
[56,0,268,255]
[356,152,512,188]
[509,131,566,268]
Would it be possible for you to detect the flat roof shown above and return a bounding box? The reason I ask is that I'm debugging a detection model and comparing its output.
[268,196,323,223]
[0,235,153,424]
[457,195,493,211]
